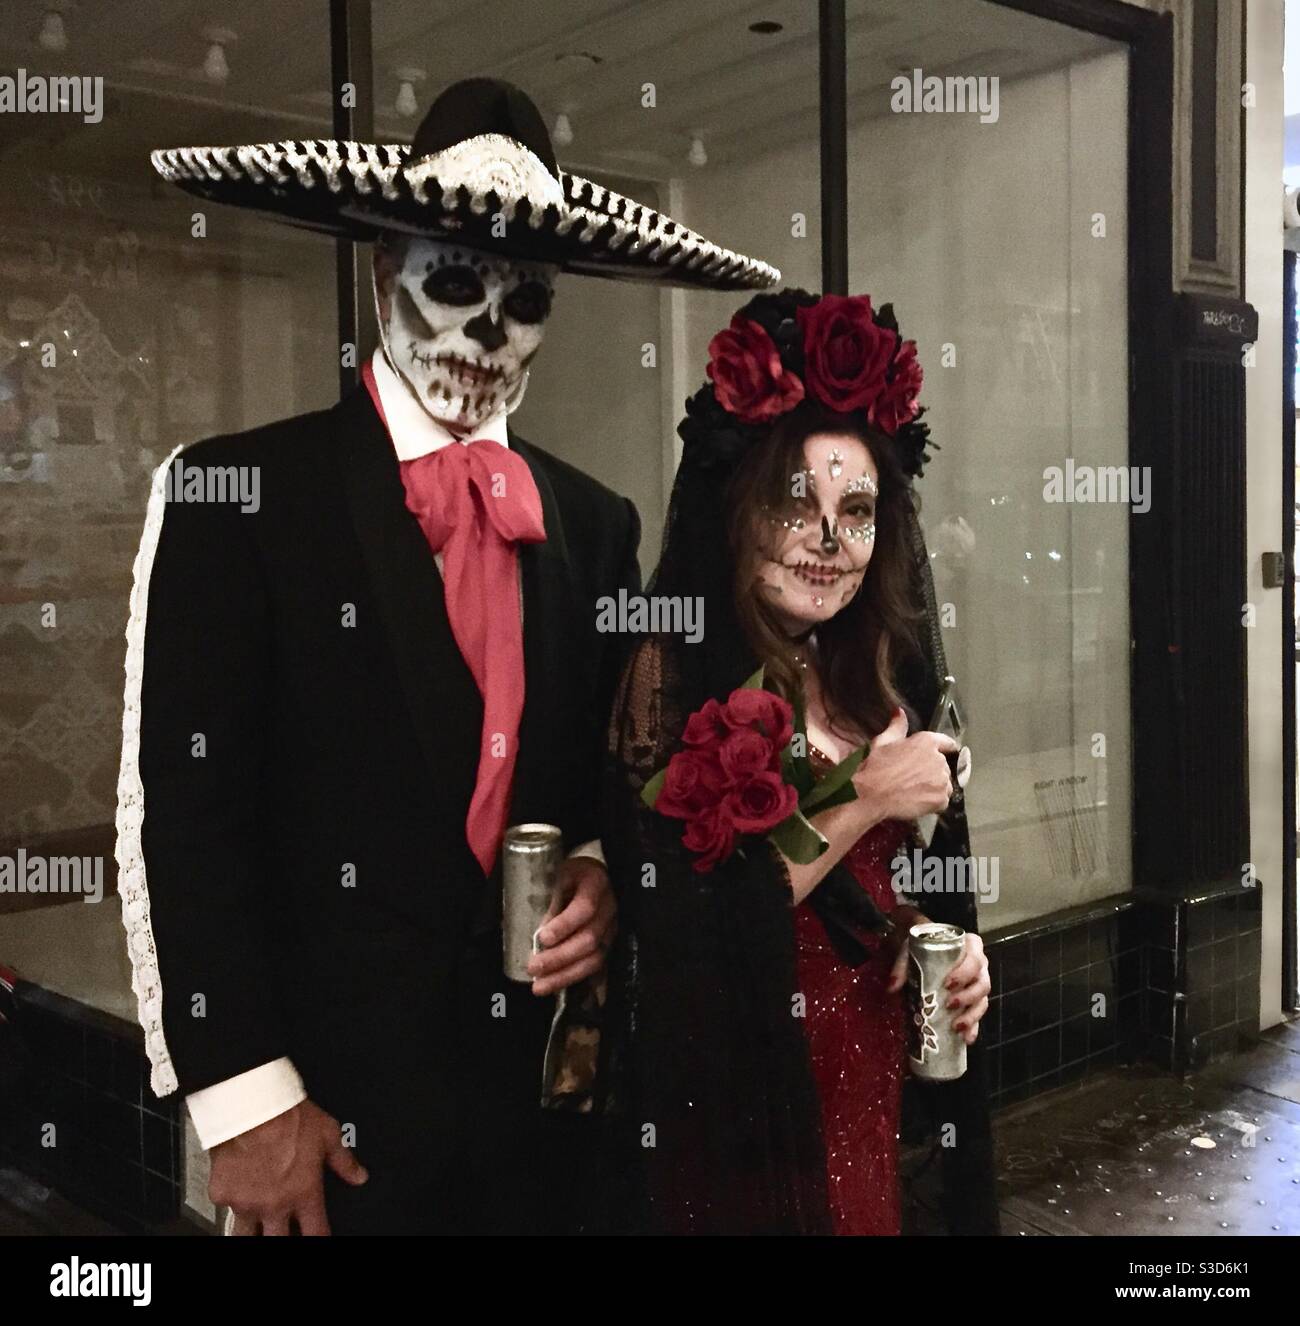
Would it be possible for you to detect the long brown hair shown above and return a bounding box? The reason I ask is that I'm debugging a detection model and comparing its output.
[726,402,923,741]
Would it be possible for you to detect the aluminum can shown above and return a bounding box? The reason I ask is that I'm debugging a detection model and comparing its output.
[502,823,563,982]
[906,922,968,1080]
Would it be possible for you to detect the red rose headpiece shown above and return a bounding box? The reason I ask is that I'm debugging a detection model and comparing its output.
[679,287,937,480]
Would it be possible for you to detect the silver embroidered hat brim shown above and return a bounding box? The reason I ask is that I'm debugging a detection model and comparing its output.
[150,132,781,292]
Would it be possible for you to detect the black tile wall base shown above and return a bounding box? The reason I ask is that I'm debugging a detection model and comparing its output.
[2,885,1265,1197]
[1136,878,1262,1072]
[0,981,181,1232]
[984,898,1143,1110]
[983,880,1264,1111]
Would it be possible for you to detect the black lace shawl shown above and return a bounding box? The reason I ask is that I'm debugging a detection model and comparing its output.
[591,446,999,1236]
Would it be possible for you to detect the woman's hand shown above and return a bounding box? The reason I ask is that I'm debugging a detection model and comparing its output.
[886,910,991,1045]
[852,708,958,824]
[941,932,990,1044]
[884,904,927,991]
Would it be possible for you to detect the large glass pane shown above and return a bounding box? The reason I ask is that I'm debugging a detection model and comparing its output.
[846,0,1132,928]
[0,2,337,1011]
[370,0,821,572]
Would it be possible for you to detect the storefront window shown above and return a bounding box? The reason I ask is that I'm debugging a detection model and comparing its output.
[370,1,821,572]
[0,4,337,1008]
[1,0,1136,1006]
[846,0,1132,927]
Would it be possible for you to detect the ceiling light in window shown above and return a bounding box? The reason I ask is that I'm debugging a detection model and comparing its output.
[395,67,425,117]
[37,7,68,53]
[202,27,236,85]
[688,133,707,168]
[553,112,574,147]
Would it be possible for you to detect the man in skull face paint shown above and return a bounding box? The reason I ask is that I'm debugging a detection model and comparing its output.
[118,77,780,1235]
[374,234,558,432]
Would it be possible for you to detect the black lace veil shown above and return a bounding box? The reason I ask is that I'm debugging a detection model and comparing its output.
[593,432,834,1233]
[591,294,999,1236]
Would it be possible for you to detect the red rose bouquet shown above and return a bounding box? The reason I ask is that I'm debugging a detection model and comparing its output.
[641,668,868,873]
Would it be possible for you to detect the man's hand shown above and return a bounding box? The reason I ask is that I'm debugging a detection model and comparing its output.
[526,856,617,996]
[208,1099,368,1236]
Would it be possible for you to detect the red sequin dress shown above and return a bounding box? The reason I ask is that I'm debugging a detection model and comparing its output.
[794,803,913,1236]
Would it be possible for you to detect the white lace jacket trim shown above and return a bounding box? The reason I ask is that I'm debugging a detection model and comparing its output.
[114,444,184,1098]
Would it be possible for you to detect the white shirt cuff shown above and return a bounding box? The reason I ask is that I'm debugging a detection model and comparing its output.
[567,839,605,867]
[186,1057,307,1149]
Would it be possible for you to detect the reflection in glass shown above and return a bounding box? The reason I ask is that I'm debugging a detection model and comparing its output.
[0,6,338,845]
[846,0,1132,926]
[370,1,823,576]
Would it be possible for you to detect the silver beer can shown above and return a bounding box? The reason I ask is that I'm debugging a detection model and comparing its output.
[905,922,968,1081]
[502,823,563,983]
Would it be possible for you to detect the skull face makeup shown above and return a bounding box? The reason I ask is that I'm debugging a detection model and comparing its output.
[754,432,879,634]
[373,234,559,432]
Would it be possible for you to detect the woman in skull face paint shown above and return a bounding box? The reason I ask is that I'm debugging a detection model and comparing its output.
[593,289,993,1236]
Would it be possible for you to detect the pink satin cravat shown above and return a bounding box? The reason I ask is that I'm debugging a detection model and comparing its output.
[362,360,546,875]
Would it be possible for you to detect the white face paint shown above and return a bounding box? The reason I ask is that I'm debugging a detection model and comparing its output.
[754,433,879,634]
[374,235,558,432]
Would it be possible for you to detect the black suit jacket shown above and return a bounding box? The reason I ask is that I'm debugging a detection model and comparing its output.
[136,384,640,1205]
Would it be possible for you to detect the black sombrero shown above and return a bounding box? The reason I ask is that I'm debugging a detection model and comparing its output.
[150,76,780,292]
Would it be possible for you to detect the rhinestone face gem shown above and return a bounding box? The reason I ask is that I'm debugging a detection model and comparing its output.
[844,473,879,497]
[761,504,806,532]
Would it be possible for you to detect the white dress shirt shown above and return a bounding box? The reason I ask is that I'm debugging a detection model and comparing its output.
[185,348,604,1149]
